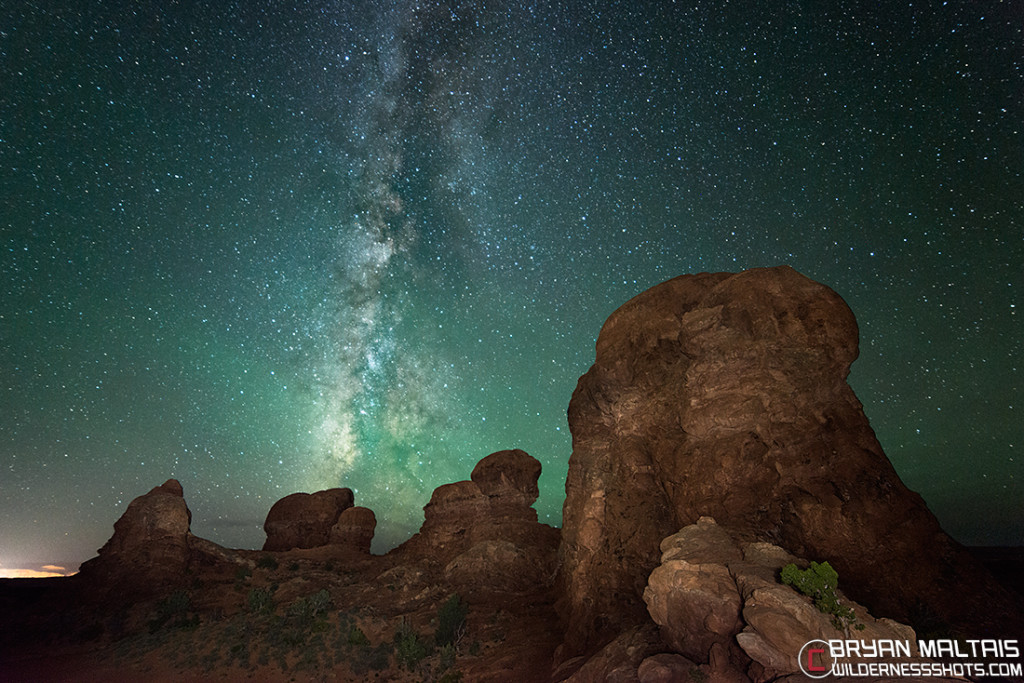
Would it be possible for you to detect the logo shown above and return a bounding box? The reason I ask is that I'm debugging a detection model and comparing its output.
[799,639,833,678]
[795,638,1023,678]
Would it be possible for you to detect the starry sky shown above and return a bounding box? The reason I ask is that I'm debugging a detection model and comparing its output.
[2,1,1022,575]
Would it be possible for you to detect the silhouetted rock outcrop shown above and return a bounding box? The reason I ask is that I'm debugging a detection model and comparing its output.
[557,265,1023,660]
[262,487,354,551]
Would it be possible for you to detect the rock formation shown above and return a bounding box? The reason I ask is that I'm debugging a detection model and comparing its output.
[558,265,1023,659]
[557,517,960,682]
[642,517,921,682]
[394,449,560,591]
[262,487,354,551]
[78,479,193,591]
[329,506,377,553]
[7,266,1022,682]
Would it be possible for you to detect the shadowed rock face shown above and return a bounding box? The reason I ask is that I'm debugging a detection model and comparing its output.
[262,488,354,551]
[557,266,1022,657]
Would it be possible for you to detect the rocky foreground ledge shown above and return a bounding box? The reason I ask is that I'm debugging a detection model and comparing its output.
[2,267,1021,682]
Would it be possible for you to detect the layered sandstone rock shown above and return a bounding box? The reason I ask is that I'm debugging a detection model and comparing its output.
[394,449,560,595]
[262,487,354,551]
[558,266,1022,657]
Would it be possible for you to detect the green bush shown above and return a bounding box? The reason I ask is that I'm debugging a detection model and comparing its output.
[351,642,392,675]
[780,561,862,632]
[435,594,468,648]
[347,625,369,647]
[287,596,314,631]
[308,589,332,617]
[438,642,457,672]
[247,587,274,615]
[394,620,431,670]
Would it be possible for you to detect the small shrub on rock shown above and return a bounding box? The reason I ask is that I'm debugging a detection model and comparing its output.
[780,561,862,633]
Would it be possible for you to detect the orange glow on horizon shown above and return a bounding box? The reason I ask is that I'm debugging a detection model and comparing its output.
[0,565,77,579]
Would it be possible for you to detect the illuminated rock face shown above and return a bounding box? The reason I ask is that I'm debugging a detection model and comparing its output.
[329,506,377,554]
[394,449,559,574]
[262,487,354,551]
[557,266,1019,658]
[78,479,193,591]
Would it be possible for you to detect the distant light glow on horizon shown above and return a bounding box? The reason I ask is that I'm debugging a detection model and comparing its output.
[0,564,76,579]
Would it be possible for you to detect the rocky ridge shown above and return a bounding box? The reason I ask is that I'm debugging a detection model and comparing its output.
[3,266,1021,682]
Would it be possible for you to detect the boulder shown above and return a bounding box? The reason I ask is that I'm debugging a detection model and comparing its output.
[262,488,354,551]
[328,506,377,553]
[558,266,1023,656]
[561,624,663,683]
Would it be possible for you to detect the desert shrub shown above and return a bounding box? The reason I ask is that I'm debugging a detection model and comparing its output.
[435,593,468,648]
[394,620,431,670]
[351,641,392,675]
[780,561,862,632]
[234,565,252,582]
[247,587,274,615]
[286,597,314,632]
[256,555,279,570]
[437,669,464,683]
[347,625,369,647]
[148,590,198,632]
[227,639,250,667]
[308,588,332,617]
[438,642,457,672]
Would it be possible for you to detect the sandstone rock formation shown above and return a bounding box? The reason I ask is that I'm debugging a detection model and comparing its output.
[643,517,921,682]
[558,265,1022,658]
[394,449,560,592]
[78,479,193,590]
[9,267,1021,682]
[262,487,354,551]
[329,506,377,553]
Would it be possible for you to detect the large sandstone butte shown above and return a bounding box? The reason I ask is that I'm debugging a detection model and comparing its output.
[557,265,1022,658]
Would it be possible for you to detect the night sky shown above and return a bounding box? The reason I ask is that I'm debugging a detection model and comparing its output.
[2,1,1022,576]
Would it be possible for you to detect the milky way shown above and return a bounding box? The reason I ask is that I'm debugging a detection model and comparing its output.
[1,1,1021,573]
